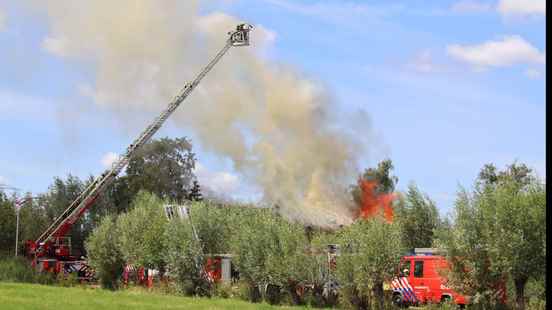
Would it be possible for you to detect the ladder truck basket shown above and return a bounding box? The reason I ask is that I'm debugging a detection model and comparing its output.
[229,23,253,46]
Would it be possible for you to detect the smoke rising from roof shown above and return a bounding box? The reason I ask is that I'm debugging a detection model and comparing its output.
[30,0,374,227]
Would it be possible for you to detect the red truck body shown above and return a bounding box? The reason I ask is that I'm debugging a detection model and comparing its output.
[391,254,469,307]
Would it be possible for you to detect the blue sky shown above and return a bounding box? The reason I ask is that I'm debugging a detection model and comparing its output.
[0,0,545,216]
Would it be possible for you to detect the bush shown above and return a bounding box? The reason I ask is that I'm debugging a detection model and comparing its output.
[527,299,546,310]
[424,303,460,310]
[212,283,234,299]
[188,201,233,255]
[524,278,546,310]
[0,257,36,282]
[56,272,79,287]
[235,280,252,301]
[305,231,340,308]
[164,218,209,296]
[85,215,125,290]
[229,208,311,304]
[336,216,404,310]
[117,191,168,271]
[0,257,55,284]
[149,278,179,295]
[264,284,283,305]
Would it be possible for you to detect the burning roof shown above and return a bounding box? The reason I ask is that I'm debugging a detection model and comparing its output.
[356,179,396,222]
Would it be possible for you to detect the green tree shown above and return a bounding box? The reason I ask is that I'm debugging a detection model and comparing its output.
[0,192,48,257]
[302,231,340,307]
[477,162,534,190]
[85,215,125,289]
[229,208,310,303]
[39,175,87,255]
[187,181,203,202]
[439,162,546,310]
[485,176,545,310]
[163,217,206,295]
[187,202,232,255]
[336,216,404,310]
[436,188,504,308]
[17,195,48,255]
[124,137,196,202]
[262,216,310,305]
[0,191,16,256]
[116,191,168,270]
[352,159,398,200]
[350,159,398,216]
[395,183,440,250]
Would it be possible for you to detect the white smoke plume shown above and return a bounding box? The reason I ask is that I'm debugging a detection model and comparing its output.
[29,0,372,227]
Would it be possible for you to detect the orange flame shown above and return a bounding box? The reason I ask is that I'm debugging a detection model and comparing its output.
[357,179,395,222]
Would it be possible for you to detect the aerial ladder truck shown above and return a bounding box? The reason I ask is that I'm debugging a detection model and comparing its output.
[25,23,253,279]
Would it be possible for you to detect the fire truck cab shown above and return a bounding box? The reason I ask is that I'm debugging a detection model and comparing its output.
[391,249,468,307]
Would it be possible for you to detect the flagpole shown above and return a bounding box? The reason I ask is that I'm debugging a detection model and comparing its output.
[14,196,39,257]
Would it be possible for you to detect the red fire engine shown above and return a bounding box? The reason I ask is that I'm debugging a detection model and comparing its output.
[390,248,468,307]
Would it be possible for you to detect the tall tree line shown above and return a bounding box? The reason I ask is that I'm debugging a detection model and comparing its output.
[0,137,202,257]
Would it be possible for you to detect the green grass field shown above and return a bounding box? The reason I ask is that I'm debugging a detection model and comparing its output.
[0,282,303,310]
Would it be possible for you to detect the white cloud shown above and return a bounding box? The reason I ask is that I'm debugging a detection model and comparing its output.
[194,163,240,193]
[447,35,545,69]
[497,0,546,17]
[451,0,493,13]
[100,152,119,168]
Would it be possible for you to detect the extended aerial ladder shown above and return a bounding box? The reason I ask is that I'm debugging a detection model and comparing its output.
[26,24,252,275]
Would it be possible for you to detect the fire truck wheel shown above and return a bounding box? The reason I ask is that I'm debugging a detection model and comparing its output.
[440,295,452,304]
[392,293,408,308]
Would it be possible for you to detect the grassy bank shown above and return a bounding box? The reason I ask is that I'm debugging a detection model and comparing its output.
[0,282,303,310]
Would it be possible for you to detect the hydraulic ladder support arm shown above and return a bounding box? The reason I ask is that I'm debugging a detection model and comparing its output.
[33,24,253,254]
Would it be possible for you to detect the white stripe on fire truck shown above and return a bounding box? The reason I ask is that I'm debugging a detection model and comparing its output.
[399,277,418,302]
[393,278,413,302]
[392,279,409,302]
[400,278,416,302]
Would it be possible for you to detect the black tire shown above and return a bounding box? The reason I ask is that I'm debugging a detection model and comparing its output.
[441,295,453,304]
[392,293,409,308]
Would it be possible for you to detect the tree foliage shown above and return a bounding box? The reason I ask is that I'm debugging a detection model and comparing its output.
[116,191,168,270]
[0,137,200,258]
[125,137,196,202]
[350,159,398,218]
[85,215,125,289]
[336,216,404,310]
[164,217,206,295]
[351,159,398,202]
[0,192,16,256]
[38,176,87,254]
[438,162,546,310]
[188,202,232,255]
[395,183,440,250]
[188,181,203,202]
[228,208,311,303]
